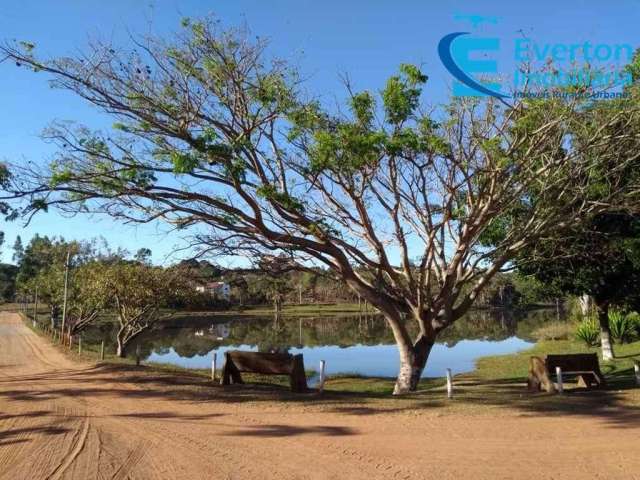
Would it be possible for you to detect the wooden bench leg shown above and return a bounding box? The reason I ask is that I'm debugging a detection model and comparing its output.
[290,354,308,393]
[221,352,244,385]
[528,356,556,393]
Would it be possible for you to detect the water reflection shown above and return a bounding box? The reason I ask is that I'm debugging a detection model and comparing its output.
[83,309,563,378]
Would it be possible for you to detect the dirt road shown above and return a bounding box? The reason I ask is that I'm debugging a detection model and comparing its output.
[1,312,639,479]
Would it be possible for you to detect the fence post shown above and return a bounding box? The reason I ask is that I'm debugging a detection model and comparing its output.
[211,352,217,381]
[78,336,82,355]
[135,344,141,366]
[318,360,327,393]
[446,368,453,399]
[634,361,640,386]
[33,285,39,327]
[556,366,564,394]
[100,341,105,361]
[68,335,73,350]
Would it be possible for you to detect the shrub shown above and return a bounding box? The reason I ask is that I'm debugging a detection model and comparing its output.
[629,311,640,337]
[609,309,635,344]
[575,317,599,347]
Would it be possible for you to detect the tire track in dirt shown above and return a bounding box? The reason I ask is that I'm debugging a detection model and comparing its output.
[110,440,151,480]
[45,412,90,480]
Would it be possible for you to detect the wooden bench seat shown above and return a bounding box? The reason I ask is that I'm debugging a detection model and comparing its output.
[527,353,605,393]
[221,350,308,392]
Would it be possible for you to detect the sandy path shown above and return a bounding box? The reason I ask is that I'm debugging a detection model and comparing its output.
[0,312,639,479]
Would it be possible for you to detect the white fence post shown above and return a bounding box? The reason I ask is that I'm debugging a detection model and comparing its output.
[556,366,564,394]
[211,352,217,381]
[446,368,453,399]
[634,362,640,386]
[318,360,327,393]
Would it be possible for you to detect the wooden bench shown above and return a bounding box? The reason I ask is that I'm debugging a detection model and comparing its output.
[527,353,605,393]
[221,351,308,393]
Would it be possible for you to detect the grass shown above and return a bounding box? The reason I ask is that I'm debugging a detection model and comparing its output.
[530,321,573,341]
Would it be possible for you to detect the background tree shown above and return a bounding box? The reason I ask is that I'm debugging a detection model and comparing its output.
[2,20,639,393]
[513,64,640,360]
[105,262,194,357]
[0,264,17,303]
[517,213,640,359]
[12,235,23,265]
[66,261,111,334]
[134,248,152,265]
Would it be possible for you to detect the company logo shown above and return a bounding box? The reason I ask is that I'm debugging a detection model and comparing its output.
[438,15,633,100]
[438,32,506,99]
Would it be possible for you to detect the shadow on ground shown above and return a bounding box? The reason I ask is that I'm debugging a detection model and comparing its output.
[1,362,639,430]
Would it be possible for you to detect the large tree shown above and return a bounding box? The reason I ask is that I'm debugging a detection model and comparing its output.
[1,20,639,393]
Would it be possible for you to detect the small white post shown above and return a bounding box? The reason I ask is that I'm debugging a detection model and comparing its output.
[100,341,105,361]
[634,362,640,386]
[318,360,327,393]
[446,368,453,399]
[211,352,217,381]
[78,336,82,355]
[556,366,564,394]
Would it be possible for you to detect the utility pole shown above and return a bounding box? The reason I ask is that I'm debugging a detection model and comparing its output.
[33,285,39,325]
[60,249,71,338]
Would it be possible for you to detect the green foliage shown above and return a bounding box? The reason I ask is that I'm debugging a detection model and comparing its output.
[381,64,427,124]
[608,309,636,344]
[0,263,18,302]
[630,311,640,337]
[575,317,600,347]
[255,184,304,213]
[349,91,375,126]
[309,125,386,174]
[253,73,294,109]
[170,151,200,174]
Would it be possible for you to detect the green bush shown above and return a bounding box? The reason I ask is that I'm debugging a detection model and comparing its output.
[575,317,599,346]
[609,309,635,344]
[627,311,640,338]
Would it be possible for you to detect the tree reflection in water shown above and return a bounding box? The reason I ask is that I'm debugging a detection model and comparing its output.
[82,309,564,368]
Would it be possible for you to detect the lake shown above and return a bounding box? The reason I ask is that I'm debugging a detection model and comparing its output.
[86,308,562,379]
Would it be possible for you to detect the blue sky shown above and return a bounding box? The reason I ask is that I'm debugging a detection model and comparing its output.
[1,0,638,265]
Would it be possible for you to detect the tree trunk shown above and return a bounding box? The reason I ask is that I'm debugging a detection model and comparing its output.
[579,294,593,316]
[596,301,614,361]
[393,335,434,395]
[116,332,126,358]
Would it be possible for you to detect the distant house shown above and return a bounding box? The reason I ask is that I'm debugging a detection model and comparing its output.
[196,281,231,300]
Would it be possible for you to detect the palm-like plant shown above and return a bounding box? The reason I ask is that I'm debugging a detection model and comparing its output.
[609,310,635,344]
[575,317,599,347]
